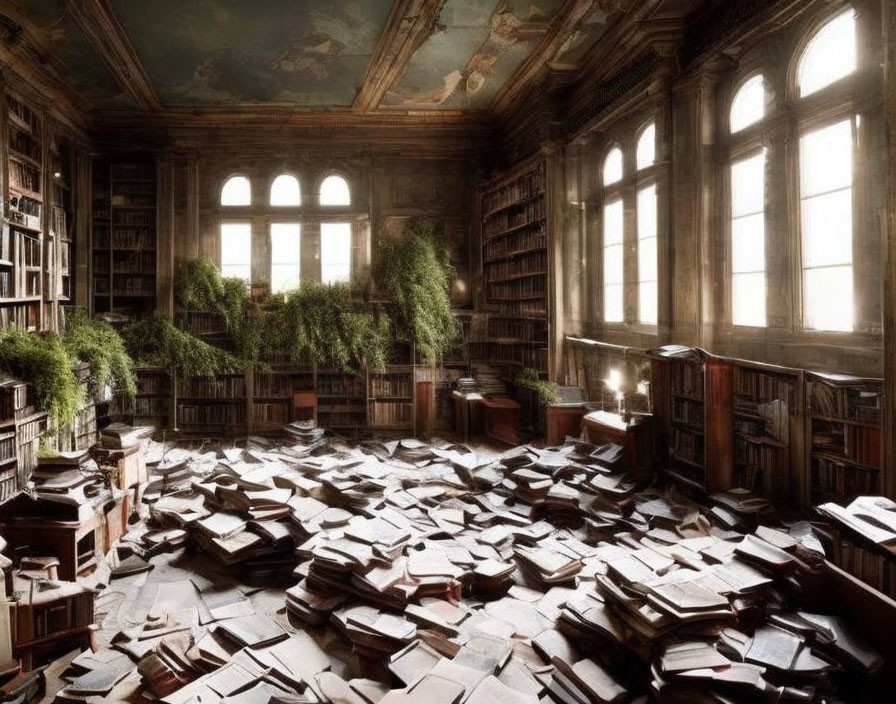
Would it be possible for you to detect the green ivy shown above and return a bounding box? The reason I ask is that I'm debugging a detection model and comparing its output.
[63,308,137,399]
[278,281,388,373]
[377,224,459,362]
[121,314,245,378]
[516,367,559,404]
[0,327,85,430]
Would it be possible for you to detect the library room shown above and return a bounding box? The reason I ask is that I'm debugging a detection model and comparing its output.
[0,0,894,701]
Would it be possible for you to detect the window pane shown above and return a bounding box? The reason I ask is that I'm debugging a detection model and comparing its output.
[730,75,764,133]
[603,148,623,185]
[270,174,301,206]
[801,189,853,268]
[636,124,656,170]
[270,223,301,293]
[604,283,623,323]
[637,185,657,241]
[321,222,351,284]
[731,214,765,274]
[603,200,623,245]
[220,222,251,280]
[603,243,623,285]
[804,265,853,331]
[798,10,856,98]
[733,272,766,327]
[639,281,657,325]
[320,175,350,206]
[221,176,251,206]
[638,236,657,283]
[800,120,852,197]
[731,152,765,217]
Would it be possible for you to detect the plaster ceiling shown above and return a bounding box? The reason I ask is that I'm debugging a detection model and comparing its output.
[2,0,616,114]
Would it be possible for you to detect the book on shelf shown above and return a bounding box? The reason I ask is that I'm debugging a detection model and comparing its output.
[180,374,246,400]
[177,402,246,428]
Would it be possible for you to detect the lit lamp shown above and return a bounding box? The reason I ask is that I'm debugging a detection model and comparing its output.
[605,368,624,417]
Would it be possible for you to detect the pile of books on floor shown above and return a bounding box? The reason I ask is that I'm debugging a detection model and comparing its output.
[30,425,891,704]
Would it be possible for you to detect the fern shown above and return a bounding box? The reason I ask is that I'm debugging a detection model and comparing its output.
[63,308,137,398]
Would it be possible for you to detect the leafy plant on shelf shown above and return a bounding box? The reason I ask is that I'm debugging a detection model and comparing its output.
[174,256,258,360]
[278,281,388,373]
[121,314,244,378]
[63,308,137,399]
[377,223,460,363]
[0,327,85,430]
[516,367,559,404]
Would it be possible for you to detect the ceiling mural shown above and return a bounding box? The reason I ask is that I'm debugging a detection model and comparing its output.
[5,0,135,109]
[109,0,395,106]
[551,5,609,69]
[384,0,567,110]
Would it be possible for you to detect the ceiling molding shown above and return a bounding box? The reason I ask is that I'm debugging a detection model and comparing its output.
[354,0,446,112]
[65,0,162,111]
[491,0,596,118]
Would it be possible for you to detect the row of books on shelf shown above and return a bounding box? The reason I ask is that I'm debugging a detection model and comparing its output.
[120,396,168,417]
[111,276,155,295]
[735,440,787,485]
[180,375,246,399]
[8,159,41,195]
[672,428,705,467]
[478,316,548,342]
[831,540,896,600]
[484,251,547,282]
[112,210,155,226]
[9,126,41,161]
[489,299,548,318]
[486,276,546,302]
[671,363,704,400]
[317,375,366,397]
[811,455,879,500]
[17,413,47,444]
[483,200,546,238]
[482,162,546,215]
[809,379,882,424]
[8,194,41,230]
[109,229,155,249]
[111,193,155,208]
[254,372,304,398]
[483,228,546,261]
[812,421,881,468]
[111,163,155,181]
[370,374,412,398]
[29,591,95,639]
[467,340,548,369]
[7,94,40,134]
[252,400,290,427]
[672,397,703,429]
[734,368,794,403]
[369,400,412,427]
[177,402,246,427]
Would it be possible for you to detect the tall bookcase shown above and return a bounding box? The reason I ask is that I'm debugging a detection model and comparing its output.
[47,131,74,327]
[475,157,551,383]
[90,158,157,317]
[807,372,882,506]
[4,92,44,331]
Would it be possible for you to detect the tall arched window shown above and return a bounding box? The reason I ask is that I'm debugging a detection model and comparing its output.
[798,10,858,331]
[798,9,856,97]
[603,148,623,186]
[221,175,251,206]
[636,123,657,324]
[730,75,765,133]
[320,175,350,206]
[270,174,301,206]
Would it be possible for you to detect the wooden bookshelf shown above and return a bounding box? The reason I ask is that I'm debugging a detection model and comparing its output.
[368,366,414,432]
[807,371,883,506]
[91,158,157,317]
[176,372,247,435]
[113,366,170,429]
[46,131,73,331]
[475,157,551,377]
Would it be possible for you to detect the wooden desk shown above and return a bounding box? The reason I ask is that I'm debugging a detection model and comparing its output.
[583,411,654,480]
[545,405,587,445]
[481,397,521,445]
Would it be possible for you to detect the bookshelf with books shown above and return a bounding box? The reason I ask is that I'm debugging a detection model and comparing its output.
[91,158,157,317]
[807,372,883,506]
[114,366,170,429]
[316,369,367,433]
[176,372,247,435]
[4,92,44,331]
[651,347,733,493]
[476,157,551,377]
[730,359,803,506]
[368,366,414,431]
[251,367,314,433]
[45,130,73,330]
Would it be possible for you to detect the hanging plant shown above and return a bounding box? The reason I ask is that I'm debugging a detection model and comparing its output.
[516,367,559,404]
[121,314,245,378]
[63,308,137,399]
[377,223,460,362]
[0,327,85,430]
[278,281,388,373]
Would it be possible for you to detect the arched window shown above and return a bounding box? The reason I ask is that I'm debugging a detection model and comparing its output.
[730,75,765,133]
[603,199,624,322]
[270,174,301,206]
[798,10,856,98]
[320,175,350,206]
[603,148,623,186]
[321,222,352,284]
[220,222,251,281]
[731,151,767,326]
[221,175,251,206]
[636,124,656,170]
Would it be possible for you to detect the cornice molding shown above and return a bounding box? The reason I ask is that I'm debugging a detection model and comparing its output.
[65,0,161,111]
[354,0,446,112]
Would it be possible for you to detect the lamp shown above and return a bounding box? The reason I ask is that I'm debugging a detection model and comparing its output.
[604,368,624,416]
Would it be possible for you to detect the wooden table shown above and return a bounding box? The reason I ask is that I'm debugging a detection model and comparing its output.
[583,410,654,480]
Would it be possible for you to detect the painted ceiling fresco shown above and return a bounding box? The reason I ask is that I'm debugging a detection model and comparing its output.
[109,0,395,106]
[384,0,568,110]
[7,0,134,109]
[551,4,608,69]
